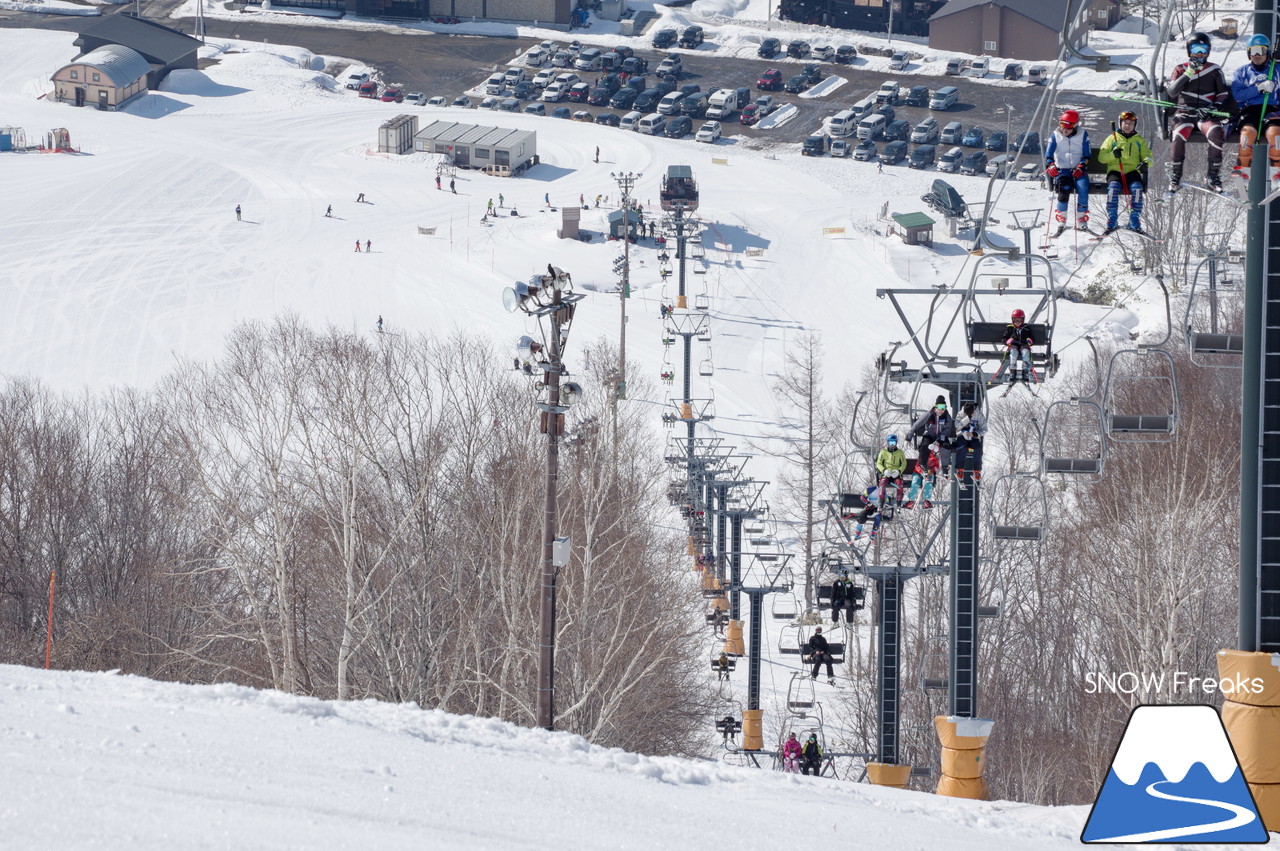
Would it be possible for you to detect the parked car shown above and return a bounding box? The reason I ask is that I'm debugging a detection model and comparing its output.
[1014,131,1040,154]
[567,82,591,103]
[653,28,677,49]
[938,146,964,173]
[621,110,643,131]
[551,51,573,68]
[656,54,683,77]
[909,144,936,169]
[345,70,370,89]
[523,102,546,115]
[928,86,960,110]
[968,57,990,78]
[380,87,404,103]
[480,95,500,109]
[910,117,940,143]
[621,56,648,76]
[681,93,709,117]
[1016,162,1041,181]
[502,67,527,87]
[801,63,823,84]
[985,153,1014,178]
[739,104,761,126]
[940,121,964,144]
[612,45,634,61]
[532,69,557,88]
[679,26,704,48]
[959,150,989,175]
[499,97,520,112]
[962,126,985,147]
[853,138,878,161]
[787,40,811,59]
[513,81,536,100]
[835,45,858,64]
[1028,64,1048,84]
[450,95,472,108]
[679,83,701,97]
[945,59,964,76]
[876,80,900,104]
[874,103,896,123]
[784,75,809,94]
[758,37,781,58]
[812,45,834,61]
[554,72,581,86]
[889,51,908,71]
[906,85,930,107]
[885,119,912,141]
[609,87,638,109]
[1003,63,1023,81]
[801,134,831,156]
[541,83,567,102]
[654,76,678,97]
[595,112,620,126]
[1115,77,1140,93]
[657,91,686,114]
[757,69,783,90]
[358,80,379,98]
[697,120,722,142]
[572,110,592,121]
[754,94,776,114]
[985,129,1008,151]
[879,139,908,164]
[624,74,648,93]
[633,88,663,112]
[600,74,624,94]
[427,95,448,107]
[831,138,852,157]
[587,87,612,106]
[551,106,572,119]
[664,115,693,138]
[405,92,426,105]
[601,51,622,72]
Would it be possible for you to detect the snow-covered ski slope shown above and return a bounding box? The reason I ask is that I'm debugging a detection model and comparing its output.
[0,663,1096,849]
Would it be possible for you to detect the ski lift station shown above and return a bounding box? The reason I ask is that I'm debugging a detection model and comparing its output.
[412,121,537,176]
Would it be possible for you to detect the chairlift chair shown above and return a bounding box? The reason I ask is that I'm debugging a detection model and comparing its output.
[1183,255,1244,366]
[696,324,712,343]
[787,672,817,711]
[1102,347,1179,440]
[919,634,949,691]
[1040,398,1107,479]
[771,593,799,621]
[699,358,714,377]
[987,472,1048,542]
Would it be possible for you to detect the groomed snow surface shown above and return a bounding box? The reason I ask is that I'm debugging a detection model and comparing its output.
[0,663,1097,850]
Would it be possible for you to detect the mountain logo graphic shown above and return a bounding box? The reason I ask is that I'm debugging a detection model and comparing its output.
[1081,704,1269,844]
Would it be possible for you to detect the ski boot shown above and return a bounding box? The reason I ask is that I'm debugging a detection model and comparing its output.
[1101,222,1118,237]
[1075,210,1090,231]
[903,500,915,510]
[972,471,983,488]
[1207,164,1224,194]
[1167,162,1183,196]
[956,471,968,491]
[920,500,932,509]
[854,524,864,540]
[1049,209,1067,238]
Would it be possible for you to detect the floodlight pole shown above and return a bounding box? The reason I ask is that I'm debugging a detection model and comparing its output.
[612,172,638,401]
[537,282,564,731]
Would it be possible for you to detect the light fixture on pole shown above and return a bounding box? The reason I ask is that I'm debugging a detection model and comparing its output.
[501,264,586,731]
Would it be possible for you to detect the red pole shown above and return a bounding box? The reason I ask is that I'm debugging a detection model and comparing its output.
[45,570,55,669]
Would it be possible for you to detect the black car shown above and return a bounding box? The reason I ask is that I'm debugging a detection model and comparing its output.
[959,150,989,175]
[906,85,929,107]
[787,40,811,58]
[758,37,781,58]
[1014,131,1040,154]
[655,76,677,96]
[625,75,647,92]
[801,63,823,83]
[679,83,701,97]
[783,74,809,94]
[880,140,908,165]
[835,45,857,64]
[512,81,535,99]
[609,87,638,109]
[1003,62,1023,81]
[633,88,662,112]
[652,28,677,49]
[621,57,648,76]
[679,26,704,48]
[587,86,612,106]
[595,112,621,127]
[599,73,622,93]
[874,103,895,123]
[664,115,693,138]
[985,130,1008,152]
[681,93,709,117]
[885,119,912,141]
[612,45,634,60]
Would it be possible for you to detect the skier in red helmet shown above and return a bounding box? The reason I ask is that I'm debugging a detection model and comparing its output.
[1044,109,1092,235]
[988,309,1038,387]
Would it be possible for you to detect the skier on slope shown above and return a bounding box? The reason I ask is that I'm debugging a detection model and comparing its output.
[782,732,802,774]
[953,401,987,490]
[875,434,907,506]
[988,309,1038,387]
[904,441,940,510]
[1166,32,1236,194]
[908,396,956,477]
[1230,34,1280,184]
[1097,111,1153,235]
[1044,109,1092,234]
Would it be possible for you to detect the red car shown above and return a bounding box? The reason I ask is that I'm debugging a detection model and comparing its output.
[739,104,760,126]
[757,68,782,90]
[380,87,404,103]
[357,80,378,98]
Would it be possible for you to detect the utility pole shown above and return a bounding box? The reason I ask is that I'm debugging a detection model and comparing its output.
[611,172,640,401]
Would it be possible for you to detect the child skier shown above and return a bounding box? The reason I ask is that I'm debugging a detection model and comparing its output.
[1231,34,1280,183]
[905,443,940,509]
[908,397,956,475]
[875,434,907,506]
[989,309,1037,386]
[1044,109,1091,233]
[782,732,802,774]
[844,484,882,541]
[1167,32,1236,194]
[1097,111,1153,235]
[953,401,987,489]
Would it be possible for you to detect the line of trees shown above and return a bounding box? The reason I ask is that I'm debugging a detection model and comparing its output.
[0,317,711,757]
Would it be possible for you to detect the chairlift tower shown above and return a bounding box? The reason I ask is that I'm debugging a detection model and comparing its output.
[738,554,793,753]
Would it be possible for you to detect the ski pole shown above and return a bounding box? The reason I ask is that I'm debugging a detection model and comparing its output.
[1112,121,1132,213]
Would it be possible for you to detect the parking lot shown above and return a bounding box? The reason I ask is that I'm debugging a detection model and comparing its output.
[2,9,1117,155]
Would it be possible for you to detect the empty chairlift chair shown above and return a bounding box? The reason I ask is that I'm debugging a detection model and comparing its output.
[1183,253,1244,366]
[787,672,816,710]
[771,593,799,620]
[1040,398,1107,479]
[987,472,1048,543]
[694,291,710,310]
[1103,347,1180,439]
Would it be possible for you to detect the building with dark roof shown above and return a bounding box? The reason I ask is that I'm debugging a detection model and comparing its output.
[343,0,569,26]
[928,0,1110,60]
[779,0,945,36]
[52,15,201,110]
[413,120,537,176]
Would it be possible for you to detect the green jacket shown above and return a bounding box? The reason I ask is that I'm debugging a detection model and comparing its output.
[1097,131,1153,175]
[876,447,907,477]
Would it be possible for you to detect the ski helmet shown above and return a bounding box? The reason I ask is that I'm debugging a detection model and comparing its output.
[1011,308,1026,322]
[1118,110,1137,125]
[1187,32,1211,58]
[1248,33,1271,59]
[886,434,898,446]
[1059,109,1080,130]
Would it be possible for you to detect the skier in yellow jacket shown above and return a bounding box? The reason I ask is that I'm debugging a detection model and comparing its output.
[1096,110,1154,235]
[875,434,907,505]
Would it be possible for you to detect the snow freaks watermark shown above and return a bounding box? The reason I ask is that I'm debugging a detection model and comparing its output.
[1083,670,1266,697]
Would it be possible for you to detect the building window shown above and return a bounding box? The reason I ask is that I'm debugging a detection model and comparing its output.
[70,70,78,80]
[92,72,100,82]
[984,41,997,51]
[475,148,490,159]
[434,143,449,153]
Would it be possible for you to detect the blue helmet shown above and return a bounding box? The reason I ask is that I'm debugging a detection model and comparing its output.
[886,434,898,446]
[1249,34,1271,58]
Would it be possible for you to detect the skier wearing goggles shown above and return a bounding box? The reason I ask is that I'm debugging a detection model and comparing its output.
[1167,31,1236,194]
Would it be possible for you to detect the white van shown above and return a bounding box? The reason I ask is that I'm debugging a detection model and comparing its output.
[620,110,644,131]
[657,91,686,115]
[574,47,603,71]
[968,57,990,78]
[828,109,859,137]
[938,146,964,173]
[856,113,887,140]
[484,73,506,95]
[503,67,527,87]
[525,47,549,68]
[637,112,668,135]
[929,86,960,110]
[850,95,877,121]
